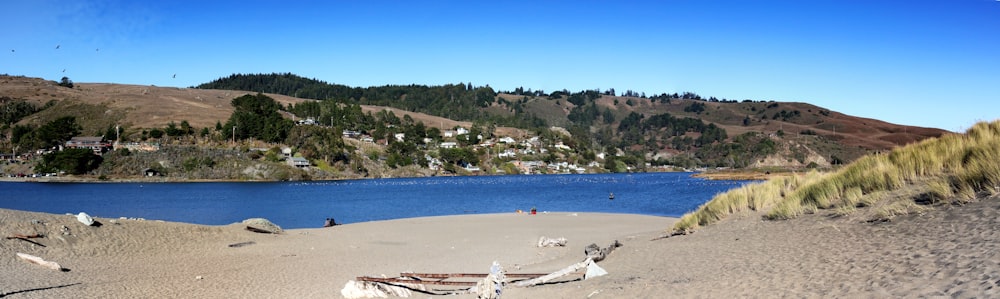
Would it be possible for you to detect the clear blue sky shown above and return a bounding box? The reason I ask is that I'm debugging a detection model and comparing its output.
[3,1,998,131]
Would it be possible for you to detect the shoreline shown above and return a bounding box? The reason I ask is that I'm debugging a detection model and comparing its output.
[4,197,1000,298]
[0,170,706,184]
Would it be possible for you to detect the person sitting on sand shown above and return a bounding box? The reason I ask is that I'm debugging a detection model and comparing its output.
[323,218,337,227]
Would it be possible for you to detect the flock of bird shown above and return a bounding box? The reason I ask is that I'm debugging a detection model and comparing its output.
[9,44,176,79]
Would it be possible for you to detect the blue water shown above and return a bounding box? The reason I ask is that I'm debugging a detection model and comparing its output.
[0,173,751,229]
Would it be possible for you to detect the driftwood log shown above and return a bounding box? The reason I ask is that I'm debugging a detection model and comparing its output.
[245,226,277,234]
[7,234,46,247]
[6,233,43,239]
[584,240,621,262]
[512,258,592,287]
[16,252,64,271]
[227,241,256,248]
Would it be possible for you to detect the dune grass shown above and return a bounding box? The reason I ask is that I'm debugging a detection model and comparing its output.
[673,120,1000,233]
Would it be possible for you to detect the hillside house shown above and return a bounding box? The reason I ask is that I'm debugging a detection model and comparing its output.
[297,117,317,125]
[287,157,311,168]
[143,168,161,177]
[498,149,517,158]
[66,137,110,154]
[342,130,361,138]
[440,142,458,149]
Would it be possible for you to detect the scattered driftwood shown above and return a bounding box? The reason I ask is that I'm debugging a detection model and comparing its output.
[227,241,256,248]
[244,226,276,234]
[16,252,64,271]
[346,240,622,298]
[584,240,621,262]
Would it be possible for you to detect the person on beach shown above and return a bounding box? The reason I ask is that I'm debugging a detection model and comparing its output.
[323,217,337,227]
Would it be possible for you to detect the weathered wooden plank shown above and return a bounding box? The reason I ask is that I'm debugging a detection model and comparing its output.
[357,276,477,286]
[400,273,550,278]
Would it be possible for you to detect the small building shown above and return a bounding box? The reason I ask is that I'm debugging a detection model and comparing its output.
[287,157,311,168]
[143,168,161,177]
[297,117,317,125]
[498,149,517,158]
[440,142,458,149]
[342,130,361,138]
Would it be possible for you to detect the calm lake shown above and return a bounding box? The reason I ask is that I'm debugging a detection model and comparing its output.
[0,173,751,229]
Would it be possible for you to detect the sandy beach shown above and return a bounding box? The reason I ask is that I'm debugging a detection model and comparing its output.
[2,198,999,298]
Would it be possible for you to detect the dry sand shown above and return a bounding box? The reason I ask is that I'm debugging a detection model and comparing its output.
[2,198,999,298]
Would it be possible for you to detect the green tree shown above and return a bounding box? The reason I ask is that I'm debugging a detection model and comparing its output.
[58,76,74,88]
[149,128,164,139]
[36,148,102,174]
[35,116,82,149]
[223,93,293,143]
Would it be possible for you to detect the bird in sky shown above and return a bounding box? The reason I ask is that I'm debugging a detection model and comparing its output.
[172,74,176,79]
[56,45,60,49]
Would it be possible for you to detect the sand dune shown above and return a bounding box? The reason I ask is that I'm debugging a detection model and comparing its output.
[2,198,998,298]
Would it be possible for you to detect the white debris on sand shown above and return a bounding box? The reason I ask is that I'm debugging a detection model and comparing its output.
[537,236,567,247]
[76,212,95,226]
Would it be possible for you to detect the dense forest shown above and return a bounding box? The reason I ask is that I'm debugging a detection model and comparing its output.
[197,73,546,130]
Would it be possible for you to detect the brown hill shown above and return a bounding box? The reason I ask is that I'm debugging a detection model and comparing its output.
[508,93,947,165]
[0,75,524,137]
[586,95,946,151]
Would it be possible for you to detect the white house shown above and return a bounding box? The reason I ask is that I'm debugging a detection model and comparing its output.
[287,157,310,168]
[498,136,516,144]
[342,130,361,138]
[456,127,470,135]
[394,133,405,142]
[498,149,517,158]
[440,142,458,149]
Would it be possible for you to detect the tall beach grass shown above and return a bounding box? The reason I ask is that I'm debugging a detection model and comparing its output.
[673,120,1000,233]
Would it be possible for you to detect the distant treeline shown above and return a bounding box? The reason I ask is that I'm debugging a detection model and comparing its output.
[196,73,546,129]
